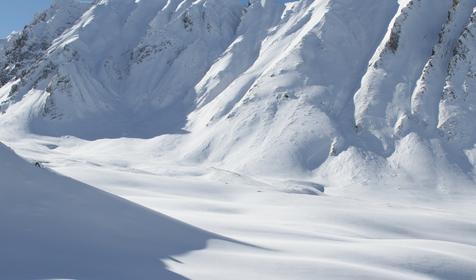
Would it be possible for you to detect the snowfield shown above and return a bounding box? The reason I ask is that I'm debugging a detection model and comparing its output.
[0,142,228,280]
[1,0,476,279]
[2,131,476,279]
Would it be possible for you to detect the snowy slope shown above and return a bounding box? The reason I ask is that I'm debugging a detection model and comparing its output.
[0,0,91,86]
[1,0,243,138]
[3,132,476,280]
[183,0,399,175]
[439,7,476,148]
[0,141,229,279]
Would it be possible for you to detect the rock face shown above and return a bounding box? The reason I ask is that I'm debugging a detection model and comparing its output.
[1,0,476,189]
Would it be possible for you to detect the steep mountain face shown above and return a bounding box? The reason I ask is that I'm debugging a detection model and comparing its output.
[439,7,476,148]
[1,0,242,137]
[1,0,476,190]
[0,0,90,91]
[0,38,6,57]
[183,0,399,175]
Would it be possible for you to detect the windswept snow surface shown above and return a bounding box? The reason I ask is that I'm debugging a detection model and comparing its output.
[0,142,234,280]
[2,132,476,280]
[1,0,476,279]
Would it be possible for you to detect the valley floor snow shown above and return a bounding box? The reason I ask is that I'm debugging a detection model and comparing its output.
[2,132,476,280]
[0,141,229,280]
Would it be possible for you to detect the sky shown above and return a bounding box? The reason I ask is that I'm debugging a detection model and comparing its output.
[0,0,291,38]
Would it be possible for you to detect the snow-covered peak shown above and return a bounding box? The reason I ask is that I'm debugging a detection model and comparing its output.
[0,0,91,87]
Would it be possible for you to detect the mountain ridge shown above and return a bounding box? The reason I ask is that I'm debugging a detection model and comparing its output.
[1,0,476,191]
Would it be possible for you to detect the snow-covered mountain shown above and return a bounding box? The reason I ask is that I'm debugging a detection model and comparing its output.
[1,0,476,191]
